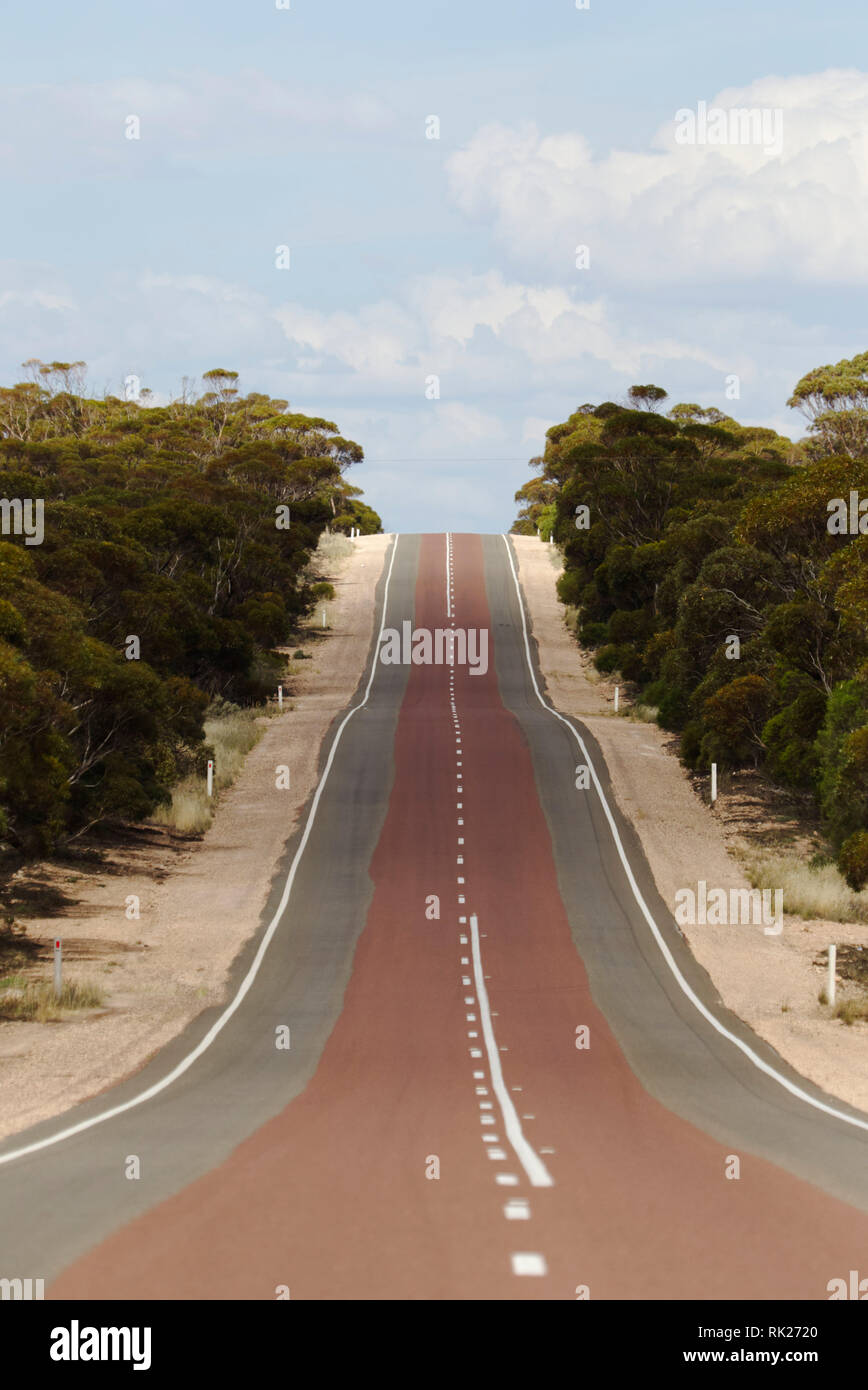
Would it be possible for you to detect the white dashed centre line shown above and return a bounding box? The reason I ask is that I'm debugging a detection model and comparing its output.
[469,913,553,1189]
[511,1253,547,1277]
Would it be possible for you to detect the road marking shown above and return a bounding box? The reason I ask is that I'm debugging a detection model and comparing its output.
[501,532,868,1139]
[511,1253,547,1276]
[445,532,452,618]
[469,913,554,1188]
[0,534,405,1168]
[496,1174,519,1186]
[505,1200,531,1220]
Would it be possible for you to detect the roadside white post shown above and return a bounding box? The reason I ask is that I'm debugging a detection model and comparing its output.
[614,685,619,714]
[322,608,326,629]
[711,762,718,804]
[548,534,553,544]
[277,684,283,711]
[207,759,214,797]
[828,944,837,1008]
[53,938,62,998]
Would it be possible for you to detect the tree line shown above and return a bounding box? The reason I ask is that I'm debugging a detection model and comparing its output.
[513,353,868,890]
[0,361,381,852]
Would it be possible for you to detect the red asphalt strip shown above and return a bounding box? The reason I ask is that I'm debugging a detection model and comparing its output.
[50,533,868,1300]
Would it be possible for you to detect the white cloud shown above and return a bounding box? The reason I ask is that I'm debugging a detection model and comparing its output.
[0,70,394,177]
[446,69,868,283]
[273,269,727,398]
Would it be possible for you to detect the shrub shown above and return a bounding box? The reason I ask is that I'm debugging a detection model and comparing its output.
[594,644,623,674]
[838,830,868,892]
[579,621,608,647]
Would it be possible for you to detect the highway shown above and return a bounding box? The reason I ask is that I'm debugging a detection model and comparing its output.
[4,532,868,1299]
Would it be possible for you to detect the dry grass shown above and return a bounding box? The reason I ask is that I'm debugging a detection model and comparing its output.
[315,531,354,565]
[0,977,105,1022]
[834,997,868,1026]
[740,848,868,924]
[150,704,269,836]
[623,703,659,724]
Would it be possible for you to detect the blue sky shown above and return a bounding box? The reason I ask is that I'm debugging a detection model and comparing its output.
[2,1,867,530]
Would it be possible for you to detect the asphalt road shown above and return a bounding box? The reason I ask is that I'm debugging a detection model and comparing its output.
[4,532,868,1299]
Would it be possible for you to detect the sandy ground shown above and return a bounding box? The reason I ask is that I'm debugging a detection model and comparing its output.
[0,533,391,1142]
[514,535,868,1115]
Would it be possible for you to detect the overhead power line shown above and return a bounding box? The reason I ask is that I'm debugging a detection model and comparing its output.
[364,456,531,463]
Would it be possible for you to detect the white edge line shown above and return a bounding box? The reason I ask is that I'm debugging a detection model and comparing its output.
[470,913,553,1187]
[0,534,403,1166]
[501,532,868,1137]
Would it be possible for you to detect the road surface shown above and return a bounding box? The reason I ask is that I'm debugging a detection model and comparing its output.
[3,533,868,1300]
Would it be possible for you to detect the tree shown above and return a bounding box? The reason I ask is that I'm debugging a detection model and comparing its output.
[0,362,379,848]
[788,351,868,459]
[627,384,668,411]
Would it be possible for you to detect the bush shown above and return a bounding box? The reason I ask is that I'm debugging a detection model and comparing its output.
[556,568,585,608]
[762,682,826,789]
[594,644,623,674]
[815,681,868,848]
[701,674,771,767]
[838,830,868,892]
[579,621,609,647]
[644,681,690,732]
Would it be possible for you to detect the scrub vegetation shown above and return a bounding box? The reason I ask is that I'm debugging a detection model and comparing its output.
[514,352,868,895]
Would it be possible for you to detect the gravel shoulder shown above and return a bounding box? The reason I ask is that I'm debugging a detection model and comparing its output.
[514,534,868,1116]
[0,534,391,1142]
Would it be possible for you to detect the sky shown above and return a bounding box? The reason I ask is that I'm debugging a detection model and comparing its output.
[2,0,867,531]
